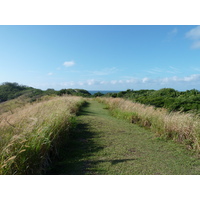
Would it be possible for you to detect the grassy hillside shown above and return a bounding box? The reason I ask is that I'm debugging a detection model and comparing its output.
[0,96,85,174]
[0,82,91,104]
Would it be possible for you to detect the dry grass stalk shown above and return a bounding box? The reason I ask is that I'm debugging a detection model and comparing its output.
[98,97,200,152]
[0,96,84,174]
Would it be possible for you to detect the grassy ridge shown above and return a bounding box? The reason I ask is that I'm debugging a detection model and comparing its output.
[0,82,91,104]
[0,96,85,174]
[98,97,200,153]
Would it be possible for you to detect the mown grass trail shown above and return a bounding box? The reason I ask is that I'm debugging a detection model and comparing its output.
[48,100,200,175]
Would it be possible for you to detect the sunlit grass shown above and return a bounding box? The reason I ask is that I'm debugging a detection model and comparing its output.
[97,97,200,153]
[0,96,85,174]
[49,100,200,175]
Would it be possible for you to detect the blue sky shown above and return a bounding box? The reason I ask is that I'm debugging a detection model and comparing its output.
[1,25,200,91]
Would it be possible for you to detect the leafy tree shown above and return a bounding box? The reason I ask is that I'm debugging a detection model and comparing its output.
[0,82,32,102]
[93,92,104,97]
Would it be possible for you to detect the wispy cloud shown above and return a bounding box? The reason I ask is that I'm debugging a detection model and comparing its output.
[166,28,178,41]
[186,26,200,40]
[57,74,200,90]
[191,41,200,49]
[185,26,200,49]
[166,66,180,74]
[145,67,163,74]
[145,66,180,75]
[47,72,53,76]
[192,67,200,72]
[63,61,75,67]
[168,28,178,37]
[89,67,119,76]
[87,79,98,86]
[156,74,200,86]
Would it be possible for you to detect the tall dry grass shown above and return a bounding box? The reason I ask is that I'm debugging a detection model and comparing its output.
[0,96,85,174]
[98,97,200,153]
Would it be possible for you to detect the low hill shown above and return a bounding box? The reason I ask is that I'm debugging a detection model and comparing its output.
[0,82,92,103]
[0,82,44,103]
[0,82,22,102]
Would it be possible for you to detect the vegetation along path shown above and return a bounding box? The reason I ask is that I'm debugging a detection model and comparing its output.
[49,100,200,175]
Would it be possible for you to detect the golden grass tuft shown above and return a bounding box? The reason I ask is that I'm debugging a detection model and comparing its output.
[0,96,85,174]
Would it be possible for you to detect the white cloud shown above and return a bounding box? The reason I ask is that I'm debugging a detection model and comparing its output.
[183,74,200,82]
[47,72,53,76]
[159,74,200,85]
[186,26,200,40]
[111,80,117,85]
[63,61,75,67]
[55,74,200,90]
[142,77,149,83]
[124,78,138,84]
[86,79,99,86]
[186,26,200,49]
[100,80,107,84]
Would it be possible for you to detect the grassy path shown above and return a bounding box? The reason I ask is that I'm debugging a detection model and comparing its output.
[48,100,200,175]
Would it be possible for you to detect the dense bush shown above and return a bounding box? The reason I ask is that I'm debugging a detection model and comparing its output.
[0,82,30,102]
[57,88,91,97]
[93,92,104,97]
[105,88,200,114]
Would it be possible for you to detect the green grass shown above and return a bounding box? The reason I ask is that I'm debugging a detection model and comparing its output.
[48,100,200,175]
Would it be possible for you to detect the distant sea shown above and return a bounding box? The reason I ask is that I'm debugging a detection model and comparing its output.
[88,90,121,95]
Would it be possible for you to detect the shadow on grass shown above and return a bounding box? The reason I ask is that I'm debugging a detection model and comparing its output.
[47,124,102,174]
[77,101,95,116]
[47,102,136,175]
[46,102,103,175]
